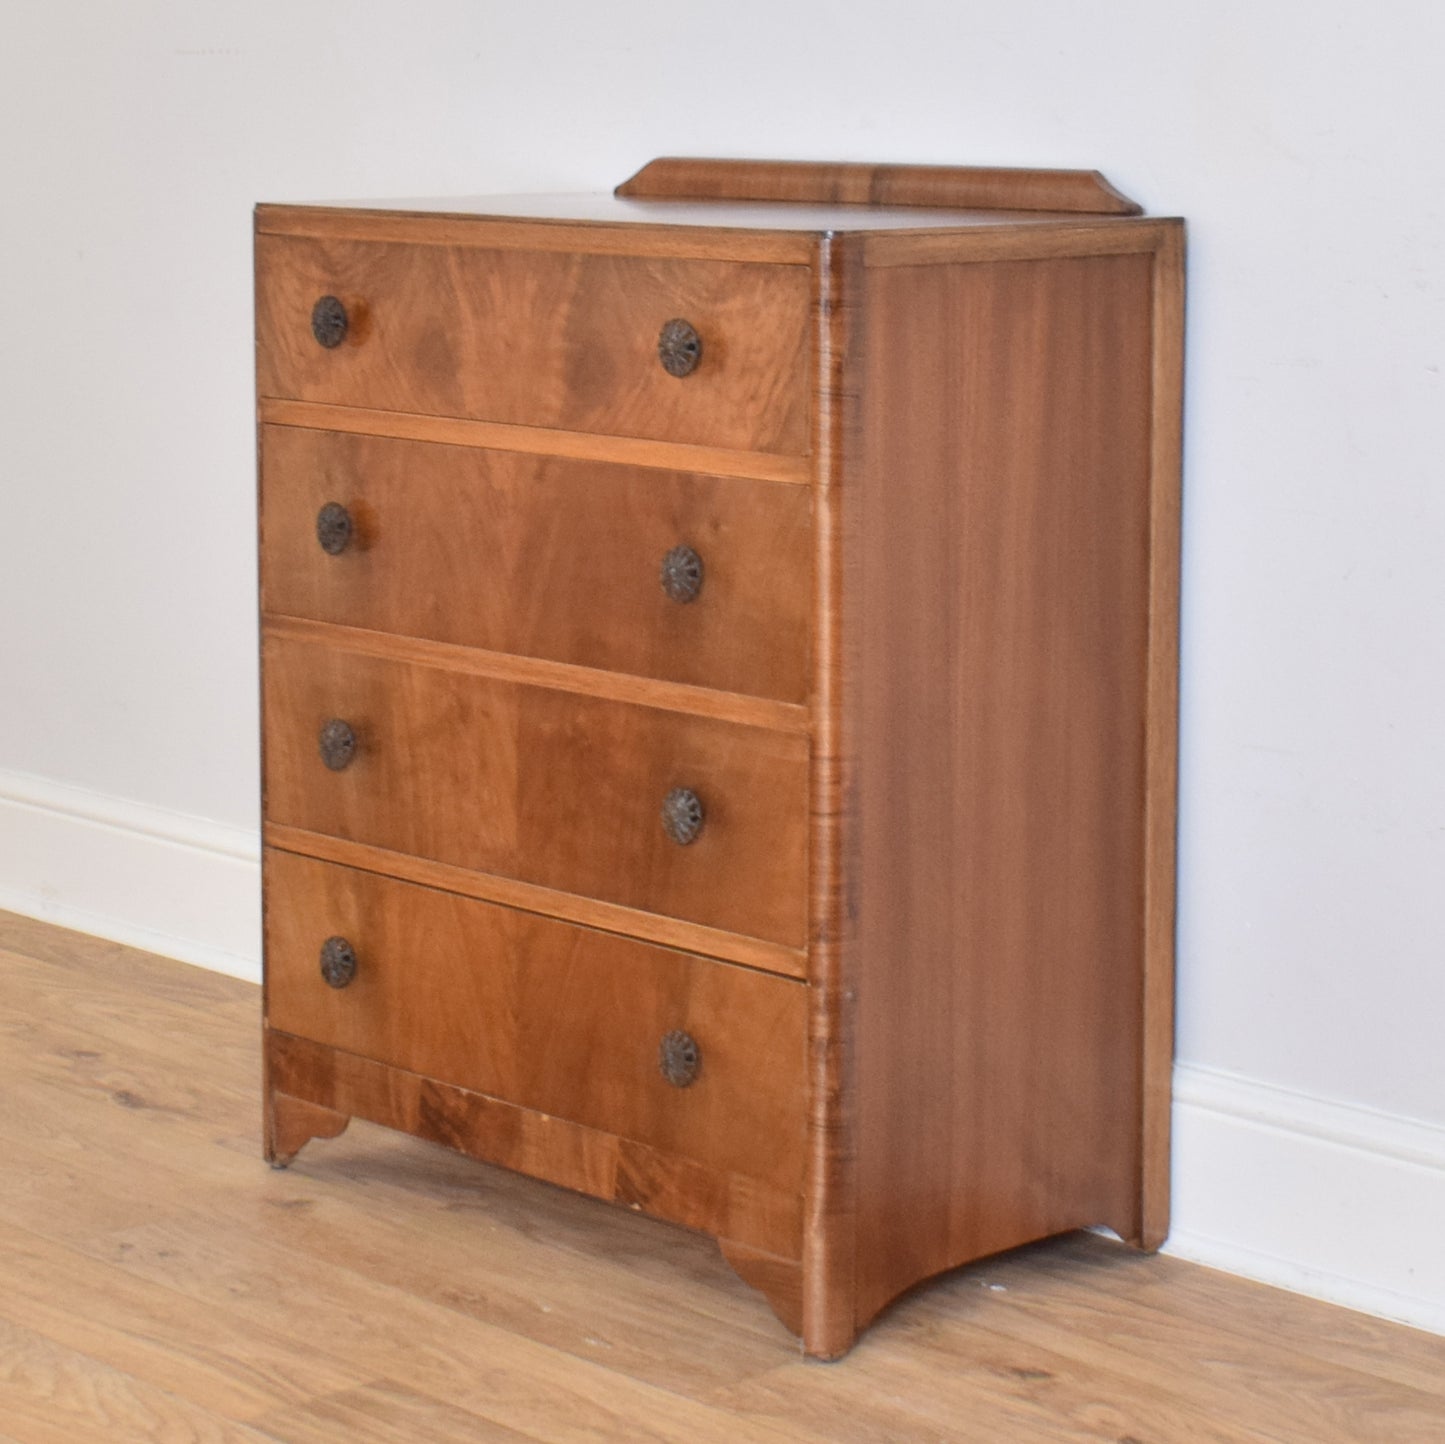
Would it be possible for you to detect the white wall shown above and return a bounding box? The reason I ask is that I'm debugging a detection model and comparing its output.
[2,1,1442,1331]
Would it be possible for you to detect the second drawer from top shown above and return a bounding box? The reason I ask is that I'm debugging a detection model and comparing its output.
[260,425,812,703]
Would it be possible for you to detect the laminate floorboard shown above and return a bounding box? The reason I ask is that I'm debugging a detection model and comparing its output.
[1,909,1440,1443]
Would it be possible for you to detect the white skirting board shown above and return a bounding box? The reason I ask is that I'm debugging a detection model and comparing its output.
[1166,1063,1445,1337]
[1,764,1441,1336]
[0,766,261,983]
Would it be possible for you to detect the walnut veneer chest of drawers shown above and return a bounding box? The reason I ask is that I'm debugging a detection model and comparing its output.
[257,157,1184,1358]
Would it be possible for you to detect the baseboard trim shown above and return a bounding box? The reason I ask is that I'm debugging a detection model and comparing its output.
[1167,1062,1445,1337]
[0,766,261,983]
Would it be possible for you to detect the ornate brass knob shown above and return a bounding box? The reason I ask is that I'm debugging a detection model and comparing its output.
[316,502,353,555]
[311,295,349,348]
[319,935,357,988]
[661,787,704,846]
[657,318,702,377]
[660,545,703,603]
[318,718,357,771]
[659,1029,700,1087]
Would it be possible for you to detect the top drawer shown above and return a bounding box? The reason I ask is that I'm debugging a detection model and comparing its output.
[255,235,813,455]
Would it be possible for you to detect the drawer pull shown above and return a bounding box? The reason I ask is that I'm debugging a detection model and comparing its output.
[661,787,704,846]
[315,502,353,556]
[657,318,702,377]
[319,935,358,988]
[318,718,358,771]
[310,295,349,349]
[660,545,704,603]
[659,1029,700,1088]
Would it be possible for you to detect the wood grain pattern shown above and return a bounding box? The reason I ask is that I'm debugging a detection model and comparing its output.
[717,1241,803,1337]
[264,615,809,734]
[1140,222,1187,1247]
[0,1218,364,1433]
[260,425,813,703]
[0,1315,281,1443]
[266,1092,349,1167]
[265,824,808,980]
[800,233,862,1359]
[265,1031,802,1262]
[862,219,1178,268]
[255,200,1157,250]
[254,1381,539,1444]
[261,628,810,947]
[257,203,821,262]
[263,852,806,1196]
[845,249,1162,1330]
[259,399,812,485]
[618,157,1143,215]
[255,235,812,454]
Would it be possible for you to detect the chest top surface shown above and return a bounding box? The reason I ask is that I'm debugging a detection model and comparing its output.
[255,155,1164,240]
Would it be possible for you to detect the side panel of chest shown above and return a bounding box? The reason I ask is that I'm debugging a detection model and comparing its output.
[839,238,1182,1333]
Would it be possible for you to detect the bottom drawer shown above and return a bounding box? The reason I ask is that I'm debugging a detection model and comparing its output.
[263,849,806,1197]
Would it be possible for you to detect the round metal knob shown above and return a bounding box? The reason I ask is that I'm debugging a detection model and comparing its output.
[661,787,704,846]
[657,318,702,377]
[660,545,703,603]
[311,295,349,349]
[659,1029,700,1088]
[319,935,357,989]
[318,718,357,771]
[316,502,353,555]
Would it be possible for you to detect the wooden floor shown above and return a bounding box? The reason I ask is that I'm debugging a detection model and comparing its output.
[1,912,1441,1443]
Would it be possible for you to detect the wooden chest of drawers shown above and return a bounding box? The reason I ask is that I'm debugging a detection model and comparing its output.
[257,157,1184,1358]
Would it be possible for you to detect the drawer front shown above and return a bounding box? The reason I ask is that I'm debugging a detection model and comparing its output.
[262,630,809,948]
[255,235,812,454]
[264,851,806,1194]
[260,426,812,703]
